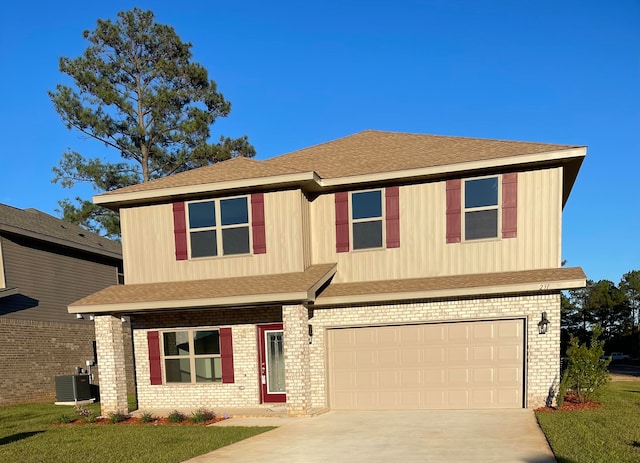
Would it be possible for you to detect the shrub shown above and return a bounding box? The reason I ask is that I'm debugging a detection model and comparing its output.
[167,410,186,423]
[85,413,98,423]
[140,411,155,423]
[74,406,91,417]
[558,325,611,405]
[57,414,74,424]
[108,412,129,424]
[190,408,215,423]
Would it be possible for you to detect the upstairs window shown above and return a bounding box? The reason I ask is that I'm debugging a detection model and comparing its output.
[162,330,222,383]
[464,176,499,240]
[187,197,250,258]
[351,190,383,249]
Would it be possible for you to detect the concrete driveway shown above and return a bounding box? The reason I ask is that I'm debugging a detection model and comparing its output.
[184,409,555,463]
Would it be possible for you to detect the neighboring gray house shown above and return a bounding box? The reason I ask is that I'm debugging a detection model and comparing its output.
[0,204,133,404]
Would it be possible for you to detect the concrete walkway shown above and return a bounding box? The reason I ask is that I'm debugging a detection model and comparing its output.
[184,409,556,463]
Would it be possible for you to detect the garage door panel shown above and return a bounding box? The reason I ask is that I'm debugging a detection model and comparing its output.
[472,367,494,383]
[378,349,398,367]
[328,319,524,410]
[472,345,494,361]
[447,324,469,340]
[448,347,469,362]
[424,347,445,362]
[423,369,445,385]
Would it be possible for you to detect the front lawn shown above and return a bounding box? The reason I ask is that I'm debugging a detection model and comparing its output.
[0,402,273,463]
[536,381,640,463]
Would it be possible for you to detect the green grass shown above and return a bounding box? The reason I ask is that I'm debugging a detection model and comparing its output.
[0,402,274,463]
[536,381,640,463]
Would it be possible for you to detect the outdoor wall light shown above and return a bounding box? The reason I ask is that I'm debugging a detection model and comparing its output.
[121,316,127,323]
[76,313,84,320]
[89,315,95,321]
[308,324,313,344]
[538,312,550,335]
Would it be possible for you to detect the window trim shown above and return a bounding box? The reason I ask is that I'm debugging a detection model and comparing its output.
[161,328,223,384]
[186,195,253,259]
[349,188,385,251]
[462,175,501,242]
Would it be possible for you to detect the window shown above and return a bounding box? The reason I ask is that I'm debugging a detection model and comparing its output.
[464,176,499,240]
[187,196,250,258]
[162,330,222,383]
[351,190,383,249]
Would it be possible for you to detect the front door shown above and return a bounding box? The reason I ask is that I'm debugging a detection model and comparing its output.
[258,324,286,403]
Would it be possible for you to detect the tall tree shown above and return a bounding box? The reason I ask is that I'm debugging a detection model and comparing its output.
[49,8,255,238]
[587,280,627,341]
[620,270,640,355]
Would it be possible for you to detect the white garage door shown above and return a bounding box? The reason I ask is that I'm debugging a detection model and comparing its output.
[327,319,524,410]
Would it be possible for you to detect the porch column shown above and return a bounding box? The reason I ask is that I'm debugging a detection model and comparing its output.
[283,304,312,416]
[94,315,128,415]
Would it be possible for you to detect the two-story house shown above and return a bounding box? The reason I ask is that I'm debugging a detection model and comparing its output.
[69,130,586,416]
[0,204,134,404]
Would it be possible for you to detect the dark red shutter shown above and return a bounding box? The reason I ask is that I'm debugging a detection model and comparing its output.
[446,179,462,243]
[147,331,162,385]
[502,173,518,238]
[251,193,266,254]
[385,186,400,248]
[172,202,188,260]
[335,192,350,253]
[220,327,235,384]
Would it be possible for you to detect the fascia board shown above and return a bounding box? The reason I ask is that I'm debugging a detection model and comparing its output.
[69,291,311,314]
[319,148,587,188]
[313,278,587,307]
[94,171,321,206]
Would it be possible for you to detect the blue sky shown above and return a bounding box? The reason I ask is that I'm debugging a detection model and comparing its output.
[0,1,638,283]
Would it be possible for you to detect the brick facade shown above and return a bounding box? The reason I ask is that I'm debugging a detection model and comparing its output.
[95,315,129,414]
[97,293,559,414]
[131,307,281,411]
[283,304,312,415]
[309,293,561,409]
[0,317,134,406]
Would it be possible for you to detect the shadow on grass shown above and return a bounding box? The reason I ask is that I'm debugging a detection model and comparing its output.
[0,431,45,446]
[631,441,640,448]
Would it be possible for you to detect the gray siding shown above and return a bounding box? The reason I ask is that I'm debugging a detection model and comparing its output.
[0,234,118,324]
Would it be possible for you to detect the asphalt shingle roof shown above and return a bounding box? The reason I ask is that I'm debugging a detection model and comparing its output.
[96,130,582,199]
[70,263,336,309]
[0,204,121,258]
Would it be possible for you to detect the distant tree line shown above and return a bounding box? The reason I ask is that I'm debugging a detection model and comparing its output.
[562,270,640,357]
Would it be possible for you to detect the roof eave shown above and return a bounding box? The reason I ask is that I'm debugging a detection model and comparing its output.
[0,224,122,260]
[94,171,322,210]
[314,276,586,307]
[69,291,312,314]
[320,147,587,188]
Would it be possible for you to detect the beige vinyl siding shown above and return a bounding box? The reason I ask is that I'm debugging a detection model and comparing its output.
[0,235,119,324]
[310,167,562,283]
[122,189,306,284]
[301,192,312,268]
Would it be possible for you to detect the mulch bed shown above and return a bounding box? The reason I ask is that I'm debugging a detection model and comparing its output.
[55,416,225,426]
[535,393,603,413]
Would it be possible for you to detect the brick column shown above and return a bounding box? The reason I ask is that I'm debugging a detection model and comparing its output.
[95,315,128,415]
[283,304,311,416]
